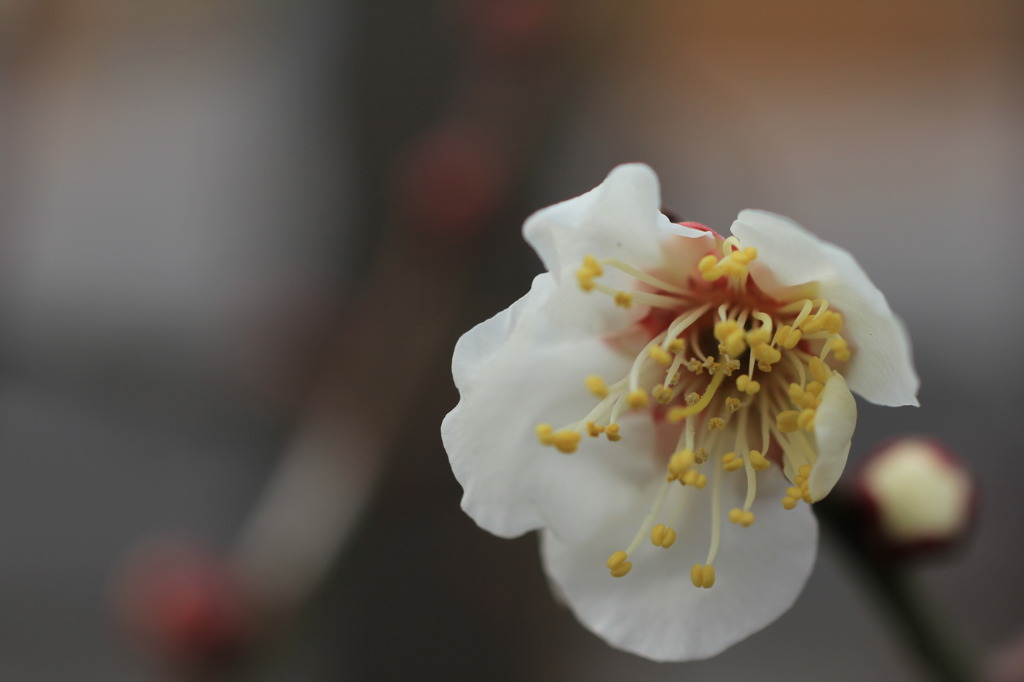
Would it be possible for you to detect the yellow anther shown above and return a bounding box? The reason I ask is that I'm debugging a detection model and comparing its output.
[698,254,719,273]
[614,291,633,308]
[832,336,851,362]
[823,311,843,334]
[576,269,596,291]
[668,338,685,353]
[746,328,771,346]
[685,392,700,405]
[805,381,824,396]
[788,383,805,401]
[714,320,740,341]
[707,417,726,431]
[655,386,674,405]
[690,564,703,587]
[627,389,649,409]
[695,448,709,464]
[773,325,791,347]
[668,450,695,479]
[782,328,802,349]
[782,496,798,510]
[650,523,677,549]
[728,508,743,524]
[741,511,755,527]
[752,344,782,364]
[649,345,672,366]
[686,358,704,374]
[749,450,771,471]
[799,465,812,476]
[586,422,604,437]
[797,392,820,409]
[605,423,621,442]
[798,405,815,428]
[722,452,743,472]
[691,564,716,589]
[723,331,746,358]
[607,551,632,578]
[680,470,707,488]
[585,375,609,398]
[726,397,741,413]
[787,487,802,498]
[719,259,747,278]
[552,430,581,453]
[535,423,555,445]
[736,375,761,395]
[776,410,801,433]
[610,562,632,578]
[731,246,758,265]
[607,550,629,569]
[582,255,603,276]
[801,315,826,334]
[809,356,831,383]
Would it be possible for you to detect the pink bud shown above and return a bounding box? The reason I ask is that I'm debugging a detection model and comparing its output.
[855,437,976,559]
[113,540,251,670]
[397,124,509,241]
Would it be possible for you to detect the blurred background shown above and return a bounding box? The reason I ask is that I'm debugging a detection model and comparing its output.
[0,0,1021,680]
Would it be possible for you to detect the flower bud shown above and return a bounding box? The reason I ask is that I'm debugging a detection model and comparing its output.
[113,540,252,670]
[855,437,975,559]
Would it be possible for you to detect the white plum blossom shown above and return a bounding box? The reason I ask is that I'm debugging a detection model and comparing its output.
[441,164,919,660]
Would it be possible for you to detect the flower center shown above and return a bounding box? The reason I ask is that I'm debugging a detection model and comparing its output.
[535,231,853,587]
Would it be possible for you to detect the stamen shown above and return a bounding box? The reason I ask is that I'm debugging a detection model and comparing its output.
[621,479,673,562]
[831,336,850,362]
[668,371,726,422]
[535,423,554,445]
[606,550,632,578]
[809,356,831,383]
[552,430,581,453]
[692,456,724,589]
[735,408,759,513]
[598,258,689,295]
[627,389,649,409]
[663,304,713,350]
[650,523,677,548]
[691,563,716,589]
[585,375,609,398]
[648,345,673,366]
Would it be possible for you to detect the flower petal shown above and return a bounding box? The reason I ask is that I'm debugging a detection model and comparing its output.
[807,373,857,501]
[524,164,668,277]
[731,210,919,407]
[524,164,712,283]
[444,274,654,541]
[540,469,817,661]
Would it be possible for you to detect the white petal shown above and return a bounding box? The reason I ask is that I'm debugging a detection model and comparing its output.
[731,210,919,407]
[524,164,713,284]
[807,373,857,501]
[444,274,654,541]
[541,469,817,661]
[524,164,668,277]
